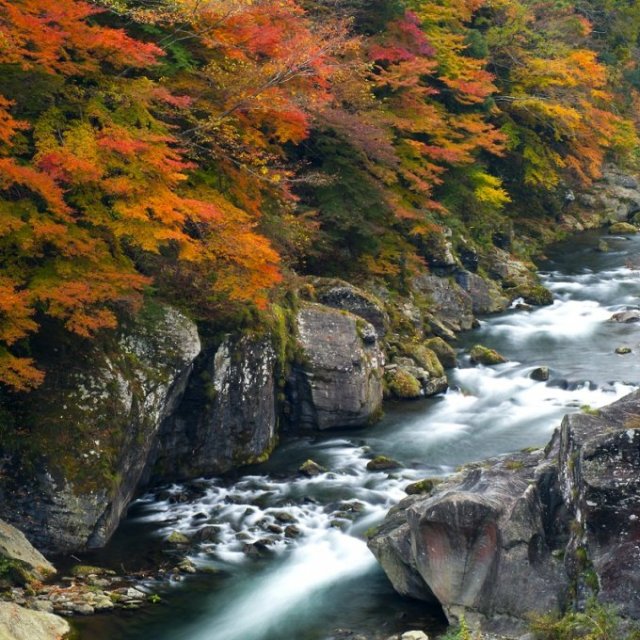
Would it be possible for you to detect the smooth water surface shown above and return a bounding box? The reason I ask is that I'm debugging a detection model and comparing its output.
[74,231,640,640]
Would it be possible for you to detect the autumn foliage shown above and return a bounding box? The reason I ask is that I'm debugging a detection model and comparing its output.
[0,0,638,390]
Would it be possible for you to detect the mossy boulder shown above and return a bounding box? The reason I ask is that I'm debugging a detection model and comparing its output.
[609,221,638,234]
[386,369,422,400]
[424,337,457,369]
[299,459,326,477]
[469,344,507,366]
[511,283,554,306]
[405,345,445,379]
[367,456,402,471]
[166,531,191,546]
[405,478,442,496]
[0,520,55,584]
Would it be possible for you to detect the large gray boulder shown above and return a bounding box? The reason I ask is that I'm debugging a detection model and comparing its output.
[152,334,278,480]
[288,303,384,430]
[370,390,640,635]
[0,303,200,552]
[0,603,69,640]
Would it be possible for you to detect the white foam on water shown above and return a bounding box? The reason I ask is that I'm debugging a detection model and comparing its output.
[188,530,374,640]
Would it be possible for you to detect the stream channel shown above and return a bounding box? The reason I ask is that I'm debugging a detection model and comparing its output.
[73,230,640,640]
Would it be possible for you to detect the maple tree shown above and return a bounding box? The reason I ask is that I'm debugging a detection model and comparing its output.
[1,0,638,391]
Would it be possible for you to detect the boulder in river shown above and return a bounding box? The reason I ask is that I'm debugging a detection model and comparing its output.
[369,389,640,635]
[287,303,384,430]
[611,309,640,323]
[609,221,638,234]
[530,366,550,381]
[469,344,507,366]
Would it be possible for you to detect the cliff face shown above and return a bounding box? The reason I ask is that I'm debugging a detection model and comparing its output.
[0,303,201,553]
[369,390,640,636]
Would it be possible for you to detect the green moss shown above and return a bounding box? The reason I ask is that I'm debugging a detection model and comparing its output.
[0,557,34,587]
[386,369,422,399]
[581,405,601,416]
[529,598,639,640]
[70,565,116,578]
[405,478,442,495]
[511,283,554,306]
[405,344,445,378]
[469,344,507,365]
[424,337,457,369]
[504,459,524,471]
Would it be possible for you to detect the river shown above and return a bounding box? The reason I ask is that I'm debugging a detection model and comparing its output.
[73,230,640,640]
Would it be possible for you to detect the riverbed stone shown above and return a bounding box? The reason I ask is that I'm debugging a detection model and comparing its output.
[611,309,640,323]
[530,367,550,382]
[299,459,326,477]
[287,303,384,430]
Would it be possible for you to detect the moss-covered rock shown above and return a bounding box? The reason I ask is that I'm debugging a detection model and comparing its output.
[299,459,326,477]
[405,478,442,496]
[385,369,422,399]
[424,337,457,369]
[166,531,190,546]
[511,283,554,306]
[405,345,445,379]
[469,344,507,366]
[0,302,201,553]
[366,456,402,471]
[609,221,638,234]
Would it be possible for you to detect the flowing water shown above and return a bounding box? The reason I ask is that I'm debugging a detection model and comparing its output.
[73,231,640,640]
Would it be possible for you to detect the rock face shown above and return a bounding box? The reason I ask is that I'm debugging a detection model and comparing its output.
[314,280,389,338]
[370,390,640,635]
[288,303,384,430]
[413,275,474,333]
[0,603,69,640]
[576,165,640,224]
[0,303,201,553]
[152,334,278,480]
[455,271,509,315]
